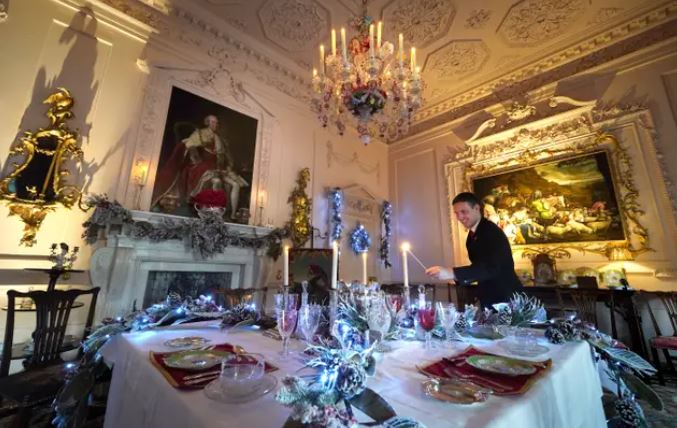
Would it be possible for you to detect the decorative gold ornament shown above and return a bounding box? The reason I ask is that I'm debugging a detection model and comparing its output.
[287,168,312,248]
[0,88,84,246]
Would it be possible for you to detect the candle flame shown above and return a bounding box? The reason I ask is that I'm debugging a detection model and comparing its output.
[401,242,411,252]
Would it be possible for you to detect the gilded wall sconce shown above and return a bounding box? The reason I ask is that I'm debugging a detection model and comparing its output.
[0,88,84,246]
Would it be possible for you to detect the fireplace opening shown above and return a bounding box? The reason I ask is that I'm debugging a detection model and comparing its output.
[143,271,232,308]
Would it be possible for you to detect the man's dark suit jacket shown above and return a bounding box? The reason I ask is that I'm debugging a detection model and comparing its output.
[453,217,523,308]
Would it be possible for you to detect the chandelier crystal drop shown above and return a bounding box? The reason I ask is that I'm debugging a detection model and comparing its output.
[311,10,423,145]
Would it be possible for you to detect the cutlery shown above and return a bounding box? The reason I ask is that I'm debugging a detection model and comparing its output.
[183,370,220,381]
[184,375,219,386]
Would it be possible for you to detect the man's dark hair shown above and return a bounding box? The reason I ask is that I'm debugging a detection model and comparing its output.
[452,192,482,208]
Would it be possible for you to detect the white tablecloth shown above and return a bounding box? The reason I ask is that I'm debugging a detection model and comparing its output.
[101,322,606,428]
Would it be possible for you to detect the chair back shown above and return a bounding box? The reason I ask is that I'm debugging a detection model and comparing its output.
[639,291,677,338]
[556,288,608,326]
[1,288,100,377]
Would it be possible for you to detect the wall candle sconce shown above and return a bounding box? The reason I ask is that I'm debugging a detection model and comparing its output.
[256,189,266,227]
[132,158,149,210]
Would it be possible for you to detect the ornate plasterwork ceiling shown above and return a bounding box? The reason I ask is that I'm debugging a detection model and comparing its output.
[102,0,677,140]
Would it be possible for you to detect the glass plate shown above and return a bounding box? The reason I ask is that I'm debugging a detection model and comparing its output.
[466,355,537,376]
[204,374,277,403]
[422,379,489,405]
[499,341,549,357]
[163,336,211,349]
[163,350,232,371]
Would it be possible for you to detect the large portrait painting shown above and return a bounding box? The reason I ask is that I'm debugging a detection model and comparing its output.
[289,249,334,304]
[472,151,626,246]
[150,86,258,221]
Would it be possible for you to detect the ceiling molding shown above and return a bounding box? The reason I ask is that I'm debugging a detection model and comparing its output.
[408,7,677,138]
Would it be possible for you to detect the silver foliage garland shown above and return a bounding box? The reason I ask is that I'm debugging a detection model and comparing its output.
[82,194,287,259]
[379,201,392,268]
[350,222,371,254]
[329,187,344,242]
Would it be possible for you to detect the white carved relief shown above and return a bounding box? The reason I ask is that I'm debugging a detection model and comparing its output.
[382,0,455,48]
[424,40,489,79]
[0,1,7,23]
[98,0,169,31]
[588,7,624,25]
[464,9,491,29]
[498,0,586,45]
[326,141,380,183]
[258,0,328,51]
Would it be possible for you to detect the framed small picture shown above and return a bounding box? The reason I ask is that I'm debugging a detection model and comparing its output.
[289,249,335,304]
[532,253,556,285]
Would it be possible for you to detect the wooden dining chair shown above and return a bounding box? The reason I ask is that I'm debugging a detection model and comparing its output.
[638,291,677,385]
[0,287,99,426]
[556,288,617,338]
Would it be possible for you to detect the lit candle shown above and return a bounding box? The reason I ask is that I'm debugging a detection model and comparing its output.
[341,28,347,62]
[258,189,266,207]
[410,47,416,73]
[369,24,375,58]
[312,68,317,78]
[283,245,290,287]
[319,44,325,75]
[377,21,382,50]
[362,251,368,285]
[398,33,404,59]
[331,240,339,290]
[401,242,410,308]
[415,66,420,78]
[331,29,337,56]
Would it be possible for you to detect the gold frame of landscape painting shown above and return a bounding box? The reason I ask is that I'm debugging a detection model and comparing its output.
[459,134,651,260]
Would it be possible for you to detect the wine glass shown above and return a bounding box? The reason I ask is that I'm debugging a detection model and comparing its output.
[274,293,298,311]
[436,302,459,347]
[298,304,322,344]
[418,301,436,349]
[368,296,392,352]
[276,308,298,357]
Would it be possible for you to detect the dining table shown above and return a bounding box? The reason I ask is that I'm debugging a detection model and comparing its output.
[100,321,607,428]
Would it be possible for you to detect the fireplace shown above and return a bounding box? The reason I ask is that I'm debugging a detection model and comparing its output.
[89,210,273,319]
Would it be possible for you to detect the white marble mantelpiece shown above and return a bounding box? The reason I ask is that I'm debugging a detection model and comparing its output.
[90,210,274,319]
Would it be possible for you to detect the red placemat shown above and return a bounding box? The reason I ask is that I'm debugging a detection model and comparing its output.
[420,346,551,395]
[149,343,278,390]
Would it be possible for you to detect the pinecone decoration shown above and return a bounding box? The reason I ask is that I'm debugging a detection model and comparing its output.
[455,314,468,333]
[558,320,577,340]
[336,362,367,399]
[614,397,643,427]
[497,306,512,325]
[545,326,565,344]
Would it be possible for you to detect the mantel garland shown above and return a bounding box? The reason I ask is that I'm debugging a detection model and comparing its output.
[329,187,344,242]
[81,194,288,259]
[379,201,392,268]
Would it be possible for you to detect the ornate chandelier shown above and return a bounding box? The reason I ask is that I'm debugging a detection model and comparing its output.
[311,5,423,145]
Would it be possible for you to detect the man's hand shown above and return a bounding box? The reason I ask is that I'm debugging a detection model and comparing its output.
[425,266,456,281]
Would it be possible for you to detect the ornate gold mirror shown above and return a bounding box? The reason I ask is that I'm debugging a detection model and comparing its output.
[0,88,84,246]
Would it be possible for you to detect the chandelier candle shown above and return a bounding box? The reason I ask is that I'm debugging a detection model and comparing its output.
[341,28,347,62]
[331,29,336,56]
[401,242,410,308]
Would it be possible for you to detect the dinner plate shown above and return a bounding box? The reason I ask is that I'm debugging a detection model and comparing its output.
[164,349,232,371]
[422,379,489,405]
[466,355,537,376]
[499,341,550,357]
[204,374,277,403]
[163,336,211,349]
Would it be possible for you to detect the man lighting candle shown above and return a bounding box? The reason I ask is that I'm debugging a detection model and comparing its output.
[425,192,522,308]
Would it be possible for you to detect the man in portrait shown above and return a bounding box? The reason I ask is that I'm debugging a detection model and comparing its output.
[152,114,248,219]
